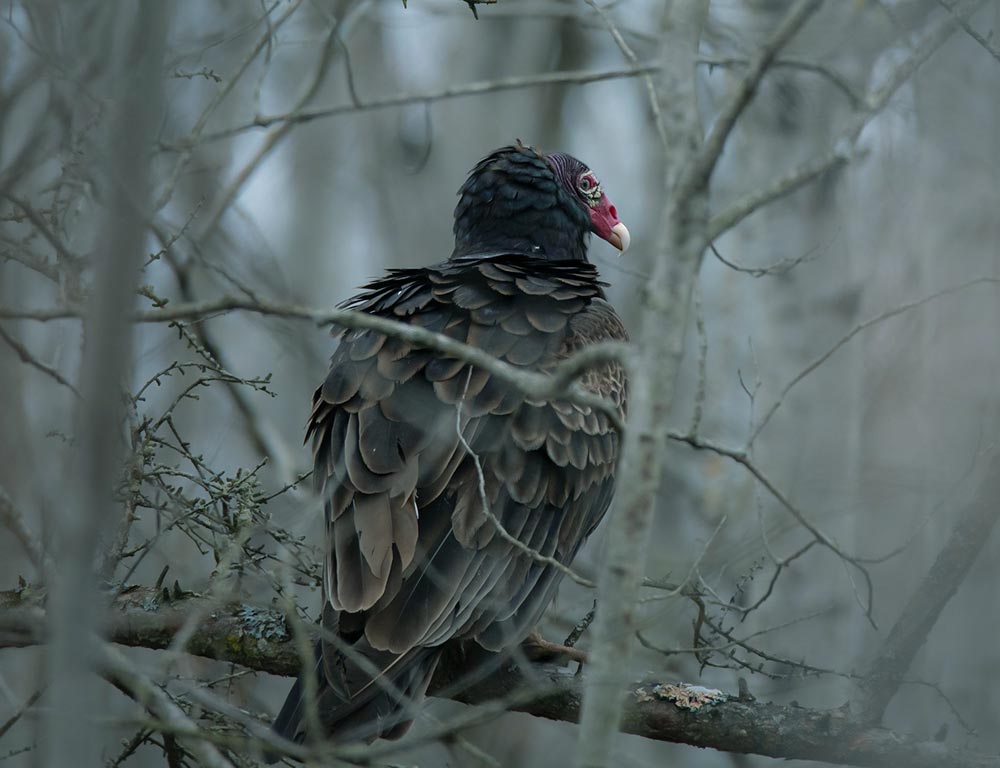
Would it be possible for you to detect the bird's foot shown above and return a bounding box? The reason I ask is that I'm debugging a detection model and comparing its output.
[521,630,588,665]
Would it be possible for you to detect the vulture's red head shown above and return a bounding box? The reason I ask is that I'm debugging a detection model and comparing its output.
[452,143,630,261]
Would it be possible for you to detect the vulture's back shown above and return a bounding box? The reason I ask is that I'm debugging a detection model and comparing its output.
[273,255,626,747]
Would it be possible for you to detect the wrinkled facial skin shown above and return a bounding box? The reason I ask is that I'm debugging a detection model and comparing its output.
[576,170,630,253]
[547,153,630,254]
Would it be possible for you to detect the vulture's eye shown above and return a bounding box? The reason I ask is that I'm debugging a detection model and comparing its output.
[577,173,602,206]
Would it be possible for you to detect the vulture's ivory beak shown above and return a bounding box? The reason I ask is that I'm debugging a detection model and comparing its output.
[608,222,631,254]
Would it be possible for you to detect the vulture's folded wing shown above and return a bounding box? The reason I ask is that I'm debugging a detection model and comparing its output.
[308,256,627,656]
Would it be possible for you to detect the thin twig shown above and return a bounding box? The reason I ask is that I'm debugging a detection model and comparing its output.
[200,2,372,237]
[682,0,824,198]
[6,591,997,768]
[854,456,1000,723]
[169,63,661,149]
[0,323,79,396]
[153,0,301,213]
[708,0,989,241]
[578,5,823,765]
[700,55,863,109]
[937,0,1000,64]
[0,295,630,429]
[0,483,47,576]
[751,277,1000,443]
[669,430,875,623]
[583,0,667,148]
[100,644,235,768]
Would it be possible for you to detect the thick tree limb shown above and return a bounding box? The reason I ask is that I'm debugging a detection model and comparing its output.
[1,588,996,768]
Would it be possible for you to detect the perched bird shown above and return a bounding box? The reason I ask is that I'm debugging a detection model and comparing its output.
[272,143,629,748]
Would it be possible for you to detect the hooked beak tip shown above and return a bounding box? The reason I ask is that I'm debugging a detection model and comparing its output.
[609,222,630,254]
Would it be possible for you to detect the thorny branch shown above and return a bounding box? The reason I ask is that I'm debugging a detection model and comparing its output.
[100,643,236,768]
[2,272,986,616]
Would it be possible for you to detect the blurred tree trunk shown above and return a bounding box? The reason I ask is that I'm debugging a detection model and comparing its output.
[40,3,167,765]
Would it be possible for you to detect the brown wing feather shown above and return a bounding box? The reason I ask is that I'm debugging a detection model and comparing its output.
[310,257,626,660]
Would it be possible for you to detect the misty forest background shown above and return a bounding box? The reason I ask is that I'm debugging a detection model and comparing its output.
[1,1,999,767]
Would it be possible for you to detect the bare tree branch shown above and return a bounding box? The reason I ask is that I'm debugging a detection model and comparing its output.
[0,483,47,574]
[685,0,825,197]
[161,53,866,156]
[3,589,998,768]
[200,1,372,238]
[154,0,303,213]
[667,430,874,619]
[751,277,1000,444]
[3,2,997,765]
[0,323,79,396]
[577,3,822,765]
[854,457,1000,724]
[99,643,235,768]
[169,63,661,148]
[583,0,667,148]
[0,295,630,428]
[41,5,168,766]
[699,55,864,108]
[938,0,1000,64]
[708,0,988,242]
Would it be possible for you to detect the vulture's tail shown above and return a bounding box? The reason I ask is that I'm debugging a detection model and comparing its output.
[266,638,441,762]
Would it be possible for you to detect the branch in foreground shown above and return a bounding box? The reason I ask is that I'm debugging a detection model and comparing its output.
[578,3,822,766]
[1,588,996,768]
[0,295,630,428]
[100,643,235,768]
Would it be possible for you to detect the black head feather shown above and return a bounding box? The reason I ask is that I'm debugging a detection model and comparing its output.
[451,144,594,261]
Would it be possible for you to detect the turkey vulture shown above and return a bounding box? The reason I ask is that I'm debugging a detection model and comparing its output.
[272,143,629,748]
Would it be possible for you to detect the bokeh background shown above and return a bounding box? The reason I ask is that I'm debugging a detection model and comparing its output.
[1,1,999,766]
